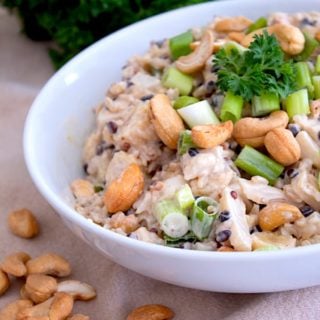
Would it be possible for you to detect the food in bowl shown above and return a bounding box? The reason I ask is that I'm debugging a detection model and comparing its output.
[70,12,320,252]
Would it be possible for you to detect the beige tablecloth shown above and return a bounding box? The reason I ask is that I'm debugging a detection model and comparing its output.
[1,8,320,319]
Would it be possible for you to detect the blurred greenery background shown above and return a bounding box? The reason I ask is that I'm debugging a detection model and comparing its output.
[1,0,210,68]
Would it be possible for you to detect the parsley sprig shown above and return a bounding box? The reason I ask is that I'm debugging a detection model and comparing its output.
[213,32,296,101]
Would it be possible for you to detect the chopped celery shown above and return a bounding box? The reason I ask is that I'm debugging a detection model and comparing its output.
[294,32,319,62]
[235,146,284,185]
[169,30,193,60]
[295,62,314,97]
[252,93,280,117]
[222,41,247,55]
[191,197,219,240]
[318,172,320,191]
[246,17,267,34]
[154,200,189,238]
[220,91,244,122]
[164,231,197,247]
[173,96,199,110]
[178,130,196,155]
[175,184,194,212]
[316,55,320,74]
[313,76,320,99]
[162,67,193,96]
[285,89,310,118]
[254,245,280,251]
[177,100,220,128]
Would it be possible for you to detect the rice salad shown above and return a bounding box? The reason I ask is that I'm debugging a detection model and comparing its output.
[71,12,320,252]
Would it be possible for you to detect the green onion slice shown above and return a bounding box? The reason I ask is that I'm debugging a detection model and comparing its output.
[177,100,220,128]
[169,30,193,60]
[175,184,195,212]
[235,146,284,185]
[220,91,244,122]
[178,130,196,155]
[246,17,267,34]
[162,67,193,96]
[191,197,219,240]
[173,96,199,110]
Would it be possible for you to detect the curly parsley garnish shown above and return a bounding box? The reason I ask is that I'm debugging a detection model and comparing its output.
[213,32,296,101]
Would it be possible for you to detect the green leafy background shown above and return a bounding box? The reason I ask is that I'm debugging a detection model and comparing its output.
[2,0,209,68]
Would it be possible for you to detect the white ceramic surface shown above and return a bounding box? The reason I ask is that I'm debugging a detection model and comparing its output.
[24,0,320,293]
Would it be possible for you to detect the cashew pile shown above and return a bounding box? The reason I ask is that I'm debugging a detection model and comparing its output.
[0,251,96,320]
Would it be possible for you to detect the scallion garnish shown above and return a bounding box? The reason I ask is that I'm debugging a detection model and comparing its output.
[173,96,199,110]
[251,92,280,117]
[312,76,320,99]
[154,200,189,238]
[220,91,244,122]
[235,145,284,185]
[175,184,195,212]
[162,67,193,96]
[294,32,319,62]
[285,88,310,118]
[246,17,267,34]
[316,55,320,74]
[169,30,193,60]
[295,62,314,97]
[191,197,219,240]
[177,100,220,128]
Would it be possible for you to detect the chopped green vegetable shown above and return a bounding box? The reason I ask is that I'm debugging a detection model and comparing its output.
[173,96,199,110]
[164,231,197,247]
[318,172,320,191]
[285,88,310,118]
[177,100,220,128]
[313,76,320,99]
[154,200,189,238]
[213,31,296,101]
[94,185,104,193]
[169,30,193,60]
[252,93,280,117]
[175,184,195,212]
[294,32,319,62]
[316,55,320,74]
[222,41,247,54]
[178,130,196,155]
[295,62,314,97]
[235,146,284,185]
[220,91,244,122]
[162,67,193,96]
[191,197,219,240]
[246,17,267,34]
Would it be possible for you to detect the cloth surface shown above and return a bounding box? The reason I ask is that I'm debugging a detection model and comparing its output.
[0,7,320,320]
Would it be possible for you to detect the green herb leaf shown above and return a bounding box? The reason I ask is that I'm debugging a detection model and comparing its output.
[213,32,296,101]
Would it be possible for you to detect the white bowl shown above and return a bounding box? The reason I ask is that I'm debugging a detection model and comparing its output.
[24,0,320,293]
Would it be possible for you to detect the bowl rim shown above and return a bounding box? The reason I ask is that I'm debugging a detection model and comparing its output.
[23,0,320,261]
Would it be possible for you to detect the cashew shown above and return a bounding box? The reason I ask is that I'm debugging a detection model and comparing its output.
[214,16,252,33]
[233,110,289,147]
[70,179,94,199]
[8,209,39,239]
[0,269,10,296]
[217,246,234,252]
[1,252,31,277]
[104,163,144,213]
[191,121,233,148]
[26,253,71,277]
[149,94,185,149]
[67,315,89,320]
[17,293,73,320]
[25,274,58,304]
[109,212,139,234]
[57,280,96,301]
[241,23,305,55]
[227,31,245,43]
[264,128,301,166]
[258,202,303,231]
[127,304,174,320]
[252,232,296,250]
[176,30,214,73]
[0,300,33,320]
[20,285,29,300]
